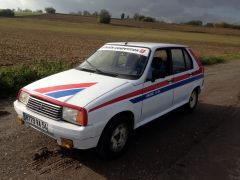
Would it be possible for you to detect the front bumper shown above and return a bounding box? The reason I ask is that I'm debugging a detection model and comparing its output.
[14,100,100,149]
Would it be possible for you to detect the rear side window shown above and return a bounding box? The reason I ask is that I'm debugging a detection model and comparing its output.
[171,49,185,74]
[171,48,193,74]
[183,50,193,70]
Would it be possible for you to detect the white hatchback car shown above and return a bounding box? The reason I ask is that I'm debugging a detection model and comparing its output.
[14,42,204,158]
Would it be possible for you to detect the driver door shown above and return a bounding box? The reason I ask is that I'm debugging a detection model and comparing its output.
[141,49,174,121]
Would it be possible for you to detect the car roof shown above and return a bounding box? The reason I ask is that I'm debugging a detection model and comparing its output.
[106,42,188,49]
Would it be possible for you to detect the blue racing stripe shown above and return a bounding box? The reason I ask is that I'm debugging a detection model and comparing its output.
[130,74,203,103]
[45,88,85,98]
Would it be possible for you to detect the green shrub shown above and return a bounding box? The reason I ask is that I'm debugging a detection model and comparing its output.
[205,23,214,27]
[99,9,111,24]
[83,10,91,16]
[185,20,203,26]
[143,16,156,22]
[200,56,225,65]
[133,13,155,22]
[0,60,75,98]
[92,11,99,17]
[45,7,56,14]
[0,9,15,17]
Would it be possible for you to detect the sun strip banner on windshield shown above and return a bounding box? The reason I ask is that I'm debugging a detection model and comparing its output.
[99,45,150,57]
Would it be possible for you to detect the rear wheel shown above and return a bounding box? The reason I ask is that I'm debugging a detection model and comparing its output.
[96,116,132,159]
[185,89,198,112]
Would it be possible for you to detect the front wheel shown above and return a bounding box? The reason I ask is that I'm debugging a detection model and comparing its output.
[96,118,131,159]
[185,89,198,112]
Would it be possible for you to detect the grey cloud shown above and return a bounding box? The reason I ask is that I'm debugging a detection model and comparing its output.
[1,0,239,23]
[178,0,240,9]
[57,0,240,23]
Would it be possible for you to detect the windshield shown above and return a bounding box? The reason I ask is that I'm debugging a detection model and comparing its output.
[77,45,150,79]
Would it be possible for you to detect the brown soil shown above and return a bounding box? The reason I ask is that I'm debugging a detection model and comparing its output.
[1,15,239,66]
[23,14,240,36]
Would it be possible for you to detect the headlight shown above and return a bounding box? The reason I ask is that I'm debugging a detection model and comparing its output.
[62,107,88,126]
[18,91,30,105]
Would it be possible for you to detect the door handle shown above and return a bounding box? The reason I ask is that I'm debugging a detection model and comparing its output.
[167,79,173,84]
[188,72,193,76]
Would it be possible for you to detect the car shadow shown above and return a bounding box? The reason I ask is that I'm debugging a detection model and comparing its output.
[57,102,238,179]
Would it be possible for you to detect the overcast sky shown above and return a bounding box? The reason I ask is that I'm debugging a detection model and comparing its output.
[0,0,239,24]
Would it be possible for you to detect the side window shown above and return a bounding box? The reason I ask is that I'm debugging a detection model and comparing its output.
[171,49,185,74]
[148,49,170,80]
[183,50,193,70]
[154,50,168,61]
[152,49,169,75]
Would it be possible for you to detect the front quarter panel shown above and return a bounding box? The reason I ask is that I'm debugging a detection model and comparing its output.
[86,82,143,137]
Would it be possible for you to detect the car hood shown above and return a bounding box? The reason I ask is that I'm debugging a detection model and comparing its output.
[24,69,129,108]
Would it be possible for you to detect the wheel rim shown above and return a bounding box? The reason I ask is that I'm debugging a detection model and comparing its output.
[110,124,128,152]
[189,91,197,108]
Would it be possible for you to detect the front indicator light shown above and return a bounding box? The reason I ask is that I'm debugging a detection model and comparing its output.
[60,138,73,149]
[76,109,88,126]
[17,116,24,125]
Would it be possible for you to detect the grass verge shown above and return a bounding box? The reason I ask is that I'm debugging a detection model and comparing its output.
[0,60,75,98]
[200,53,240,65]
[200,56,226,65]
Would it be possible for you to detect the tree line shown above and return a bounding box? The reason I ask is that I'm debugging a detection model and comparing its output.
[0,7,239,29]
[0,8,111,24]
[184,20,240,30]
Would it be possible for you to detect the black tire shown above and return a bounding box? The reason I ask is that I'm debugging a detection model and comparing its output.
[185,89,198,112]
[96,116,132,160]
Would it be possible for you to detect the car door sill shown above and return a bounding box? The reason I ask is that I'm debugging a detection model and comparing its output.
[135,100,188,129]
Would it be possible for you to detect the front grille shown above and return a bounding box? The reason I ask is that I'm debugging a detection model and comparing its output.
[27,96,62,120]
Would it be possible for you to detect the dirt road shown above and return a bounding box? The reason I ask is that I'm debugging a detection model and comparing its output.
[0,60,240,180]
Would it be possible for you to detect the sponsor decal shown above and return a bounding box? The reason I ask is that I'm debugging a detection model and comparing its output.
[139,49,146,54]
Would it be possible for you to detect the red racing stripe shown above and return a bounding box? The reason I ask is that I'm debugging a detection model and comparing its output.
[35,83,96,93]
[22,88,85,111]
[89,80,170,112]
[89,70,202,112]
[173,74,189,83]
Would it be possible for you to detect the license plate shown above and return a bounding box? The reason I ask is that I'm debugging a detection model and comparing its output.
[23,113,48,132]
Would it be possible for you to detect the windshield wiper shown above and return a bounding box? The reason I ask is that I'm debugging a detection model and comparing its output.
[84,60,118,77]
[85,60,104,74]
